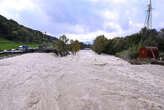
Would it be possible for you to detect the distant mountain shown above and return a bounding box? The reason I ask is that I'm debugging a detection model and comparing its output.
[0,15,58,43]
[84,41,93,45]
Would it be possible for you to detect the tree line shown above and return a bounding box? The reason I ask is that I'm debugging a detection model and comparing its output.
[93,27,164,60]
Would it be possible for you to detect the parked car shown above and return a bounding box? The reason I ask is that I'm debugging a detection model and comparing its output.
[19,46,28,51]
[11,49,16,52]
[3,50,7,52]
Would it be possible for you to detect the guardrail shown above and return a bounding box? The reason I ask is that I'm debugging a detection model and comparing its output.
[0,48,56,55]
[0,50,24,54]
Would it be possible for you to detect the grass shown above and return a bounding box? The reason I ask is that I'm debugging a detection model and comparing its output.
[0,37,39,50]
[115,49,151,65]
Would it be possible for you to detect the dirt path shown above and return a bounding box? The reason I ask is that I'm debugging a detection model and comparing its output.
[0,50,164,110]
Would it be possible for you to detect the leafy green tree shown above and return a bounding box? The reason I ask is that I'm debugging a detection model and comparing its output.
[93,35,108,54]
[74,40,80,54]
[59,35,69,44]
[70,40,80,55]
[53,35,69,56]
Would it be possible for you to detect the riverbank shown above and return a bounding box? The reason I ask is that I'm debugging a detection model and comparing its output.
[0,53,21,60]
[0,47,56,60]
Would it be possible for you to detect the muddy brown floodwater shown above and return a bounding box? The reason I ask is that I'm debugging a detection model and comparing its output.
[0,50,164,110]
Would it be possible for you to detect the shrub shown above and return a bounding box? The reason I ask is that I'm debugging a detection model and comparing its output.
[116,50,131,60]
[116,44,141,60]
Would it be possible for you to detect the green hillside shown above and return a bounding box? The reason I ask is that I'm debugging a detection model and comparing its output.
[0,15,57,44]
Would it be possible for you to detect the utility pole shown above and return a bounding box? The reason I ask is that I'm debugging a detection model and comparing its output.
[145,0,153,29]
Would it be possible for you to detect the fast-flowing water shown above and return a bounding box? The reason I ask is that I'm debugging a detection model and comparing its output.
[0,50,164,110]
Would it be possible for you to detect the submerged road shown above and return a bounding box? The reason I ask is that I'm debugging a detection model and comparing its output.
[0,50,164,110]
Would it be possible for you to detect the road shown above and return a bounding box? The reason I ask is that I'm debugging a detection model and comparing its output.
[0,50,164,110]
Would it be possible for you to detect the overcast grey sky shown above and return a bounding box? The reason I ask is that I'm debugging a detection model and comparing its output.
[0,0,164,42]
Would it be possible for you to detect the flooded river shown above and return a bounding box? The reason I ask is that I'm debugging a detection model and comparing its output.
[0,50,164,110]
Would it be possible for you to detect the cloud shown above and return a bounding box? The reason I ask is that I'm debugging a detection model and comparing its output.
[0,0,37,19]
[89,0,128,4]
[0,0,36,11]
[102,10,119,21]
[0,0,163,42]
[67,30,115,42]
